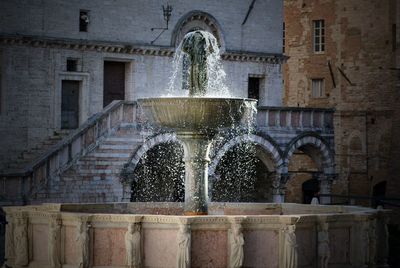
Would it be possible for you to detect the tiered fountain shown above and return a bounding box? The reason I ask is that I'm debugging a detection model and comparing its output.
[138,30,256,215]
[3,31,388,268]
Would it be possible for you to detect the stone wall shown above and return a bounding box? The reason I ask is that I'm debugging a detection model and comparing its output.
[283,0,399,207]
[0,0,284,165]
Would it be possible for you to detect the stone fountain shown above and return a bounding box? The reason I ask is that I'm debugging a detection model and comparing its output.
[2,30,389,268]
[138,30,256,215]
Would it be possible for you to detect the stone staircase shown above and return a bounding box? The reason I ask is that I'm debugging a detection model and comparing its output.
[0,130,71,174]
[38,126,147,203]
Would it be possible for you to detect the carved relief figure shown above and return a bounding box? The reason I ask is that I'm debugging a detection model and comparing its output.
[14,217,29,266]
[176,223,191,268]
[283,225,298,268]
[125,222,142,268]
[49,219,61,268]
[228,222,244,268]
[318,222,330,268]
[76,221,90,268]
[5,217,14,263]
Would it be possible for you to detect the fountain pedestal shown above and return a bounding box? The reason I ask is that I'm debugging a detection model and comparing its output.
[179,133,211,215]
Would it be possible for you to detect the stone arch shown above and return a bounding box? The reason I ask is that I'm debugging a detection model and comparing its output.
[284,133,334,175]
[209,134,283,177]
[171,10,225,51]
[129,133,179,168]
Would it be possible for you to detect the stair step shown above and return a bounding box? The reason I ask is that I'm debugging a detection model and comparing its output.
[87,152,131,158]
[105,137,144,143]
[99,144,138,150]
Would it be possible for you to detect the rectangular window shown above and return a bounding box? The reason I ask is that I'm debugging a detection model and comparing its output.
[311,79,325,98]
[283,22,286,53]
[79,10,89,32]
[66,59,78,72]
[313,20,325,52]
[248,77,260,100]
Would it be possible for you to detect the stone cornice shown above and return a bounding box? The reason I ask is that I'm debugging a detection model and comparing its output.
[0,34,286,64]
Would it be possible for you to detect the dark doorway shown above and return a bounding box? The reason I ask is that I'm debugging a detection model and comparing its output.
[302,178,319,204]
[61,80,80,129]
[372,181,387,207]
[248,77,260,100]
[103,61,126,107]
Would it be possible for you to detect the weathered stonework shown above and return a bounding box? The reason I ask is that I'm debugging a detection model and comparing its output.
[283,0,400,214]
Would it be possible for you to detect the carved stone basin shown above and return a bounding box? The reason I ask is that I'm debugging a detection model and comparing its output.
[137,97,257,134]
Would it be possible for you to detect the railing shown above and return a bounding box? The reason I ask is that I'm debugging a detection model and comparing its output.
[0,100,137,204]
[256,106,335,131]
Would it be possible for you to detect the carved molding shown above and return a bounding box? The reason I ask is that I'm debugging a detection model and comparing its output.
[0,35,286,64]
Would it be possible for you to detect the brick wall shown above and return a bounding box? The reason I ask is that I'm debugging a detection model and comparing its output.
[284,0,399,202]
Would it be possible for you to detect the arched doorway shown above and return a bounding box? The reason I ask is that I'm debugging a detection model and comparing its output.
[131,141,184,202]
[284,134,335,204]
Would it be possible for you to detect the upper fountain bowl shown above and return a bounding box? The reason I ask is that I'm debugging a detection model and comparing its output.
[138,97,257,134]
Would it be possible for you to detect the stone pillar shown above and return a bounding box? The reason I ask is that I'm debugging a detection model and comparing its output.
[318,174,334,205]
[228,218,245,268]
[48,217,62,268]
[4,214,15,267]
[176,220,191,268]
[376,210,390,268]
[272,173,288,203]
[281,225,298,268]
[317,218,330,268]
[125,221,142,268]
[352,216,370,268]
[179,133,211,215]
[14,213,29,267]
[76,219,91,268]
[119,163,135,202]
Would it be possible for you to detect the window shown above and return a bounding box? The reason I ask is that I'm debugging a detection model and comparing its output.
[66,59,78,72]
[283,22,286,53]
[79,10,89,32]
[248,77,261,100]
[313,20,325,52]
[311,79,325,98]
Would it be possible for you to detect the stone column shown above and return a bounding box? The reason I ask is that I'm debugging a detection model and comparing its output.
[376,210,390,268]
[14,213,29,267]
[282,225,298,268]
[179,133,211,215]
[317,218,330,268]
[318,174,334,205]
[4,214,15,267]
[76,219,91,268]
[48,217,62,268]
[125,222,142,268]
[176,220,191,268]
[272,173,289,203]
[228,218,245,268]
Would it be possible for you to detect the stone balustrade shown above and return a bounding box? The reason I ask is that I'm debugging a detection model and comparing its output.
[0,101,137,205]
[3,203,389,268]
[257,106,334,132]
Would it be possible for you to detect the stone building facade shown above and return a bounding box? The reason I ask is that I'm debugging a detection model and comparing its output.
[0,0,340,206]
[0,0,284,166]
[283,0,400,206]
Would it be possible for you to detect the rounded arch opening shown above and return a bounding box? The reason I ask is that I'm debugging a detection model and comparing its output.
[130,141,184,202]
[284,135,335,203]
[211,141,277,202]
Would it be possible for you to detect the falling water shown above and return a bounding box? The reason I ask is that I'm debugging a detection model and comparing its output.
[167,31,230,97]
